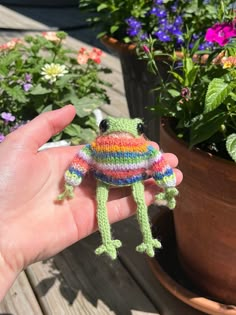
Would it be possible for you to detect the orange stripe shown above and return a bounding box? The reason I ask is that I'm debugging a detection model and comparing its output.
[100,168,146,179]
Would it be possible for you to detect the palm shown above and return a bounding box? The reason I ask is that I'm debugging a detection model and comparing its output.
[0,106,182,272]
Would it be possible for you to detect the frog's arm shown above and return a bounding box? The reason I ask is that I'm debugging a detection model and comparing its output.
[148,144,179,209]
[57,144,92,200]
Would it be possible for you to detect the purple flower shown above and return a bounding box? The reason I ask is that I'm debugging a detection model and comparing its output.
[171,4,178,12]
[23,83,33,92]
[154,0,163,4]
[170,25,183,36]
[149,7,158,15]
[174,16,183,26]
[1,112,16,122]
[140,33,148,40]
[25,73,32,82]
[0,133,5,143]
[154,30,171,42]
[156,9,166,18]
[125,17,142,37]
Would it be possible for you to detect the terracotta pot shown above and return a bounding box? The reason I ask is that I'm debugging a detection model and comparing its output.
[160,119,236,305]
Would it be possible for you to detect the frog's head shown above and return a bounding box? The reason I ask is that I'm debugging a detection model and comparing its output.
[98,116,144,138]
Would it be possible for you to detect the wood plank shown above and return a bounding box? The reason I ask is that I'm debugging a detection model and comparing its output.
[0,5,50,29]
[27,259,116,315]
[115,209,207,315]
[0,271,43,315]
[26,232,159,315]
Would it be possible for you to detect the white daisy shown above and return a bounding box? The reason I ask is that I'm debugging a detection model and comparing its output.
[41,63,68,83]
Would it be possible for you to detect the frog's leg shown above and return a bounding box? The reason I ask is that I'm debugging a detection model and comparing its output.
[132,181,162,257]
[95,181,122,260]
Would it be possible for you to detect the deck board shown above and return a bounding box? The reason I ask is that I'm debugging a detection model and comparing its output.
[0,271,43,314]
[26,231,159,315]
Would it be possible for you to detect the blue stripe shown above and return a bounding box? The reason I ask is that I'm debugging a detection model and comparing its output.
[68,167,84,178]
[94,171,144,186]
[91,150,150,159]
[153,168,174,181]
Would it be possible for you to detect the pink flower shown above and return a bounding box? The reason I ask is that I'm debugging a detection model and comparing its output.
[88,48,103,64]
[77,47,89,65]
[42,32,60,42]
[205,22,236,46]
[77,47,103,65]
[0,38,22,51]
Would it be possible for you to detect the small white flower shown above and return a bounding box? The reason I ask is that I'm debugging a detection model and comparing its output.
[41,63,68,83]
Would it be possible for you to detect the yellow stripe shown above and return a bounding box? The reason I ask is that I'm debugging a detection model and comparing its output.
[91,143,148,153]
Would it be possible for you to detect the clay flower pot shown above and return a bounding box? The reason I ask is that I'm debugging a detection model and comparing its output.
[160,119,236,305]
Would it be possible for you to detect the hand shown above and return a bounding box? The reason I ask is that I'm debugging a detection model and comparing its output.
[0,105,182,299]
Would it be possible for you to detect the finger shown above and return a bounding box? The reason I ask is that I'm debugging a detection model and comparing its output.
[163,152,179,168]
[10,105,76,152]
[174,168,183,186]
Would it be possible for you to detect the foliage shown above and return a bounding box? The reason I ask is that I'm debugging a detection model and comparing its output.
[0,32,111,144]
[138,26,236,162]
[79,0,232,53]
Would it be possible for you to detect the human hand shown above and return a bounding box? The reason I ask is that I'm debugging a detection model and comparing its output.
[0,105,182,299]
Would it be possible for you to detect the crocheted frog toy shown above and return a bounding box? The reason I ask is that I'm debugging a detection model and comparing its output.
[58,117,178,259]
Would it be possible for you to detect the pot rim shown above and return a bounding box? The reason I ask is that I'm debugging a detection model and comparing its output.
[161,118,235,168]
[101,35,208,62]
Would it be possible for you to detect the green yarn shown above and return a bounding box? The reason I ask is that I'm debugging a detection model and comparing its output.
[57,184,75,200]
[95,181,122,260]
[132,182,162,257]
[156,187,179,210]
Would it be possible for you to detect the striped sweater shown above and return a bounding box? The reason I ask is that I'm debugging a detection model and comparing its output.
[65,135,176,188]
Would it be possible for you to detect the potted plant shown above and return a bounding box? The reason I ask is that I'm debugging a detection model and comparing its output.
[79,0,231,141]
[0,32,111,145]
[140,15,236,306]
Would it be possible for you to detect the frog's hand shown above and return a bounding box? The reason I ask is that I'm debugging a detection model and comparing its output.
[148,145,178,209]
[155,187,179,209]
[57,144,92,201]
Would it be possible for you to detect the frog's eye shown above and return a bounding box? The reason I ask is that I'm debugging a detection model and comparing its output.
[137,122,144,135]
[99,119,109,133]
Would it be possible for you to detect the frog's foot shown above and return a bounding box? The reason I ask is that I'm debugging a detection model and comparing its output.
[95,240,122,260]
[136,238,162,257]
[57,184,74,201]
[155,187,179,210]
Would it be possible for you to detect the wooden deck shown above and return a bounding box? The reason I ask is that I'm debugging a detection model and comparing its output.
[0,4,205,315]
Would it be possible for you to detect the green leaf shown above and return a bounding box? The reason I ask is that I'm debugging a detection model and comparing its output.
[56,74,79,88]
[169,71,184,84]
[97,3,108,11]
[41,104,53,113]
[30,84,51,95]
[79,127,97,143]
[205,78,233,113]
[5,85,27,103]
[226,134,236,162]
[110,25,119,34]
[168,89,180,97]
[64,123,81,137]
[190,110,226,147]
[71,96,104,118]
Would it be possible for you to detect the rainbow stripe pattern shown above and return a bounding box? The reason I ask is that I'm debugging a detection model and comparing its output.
[65,135,176,189]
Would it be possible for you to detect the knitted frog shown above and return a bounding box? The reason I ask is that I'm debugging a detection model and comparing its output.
[58,117,178,259]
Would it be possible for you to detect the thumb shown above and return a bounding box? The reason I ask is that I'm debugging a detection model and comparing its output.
[10,105,76,152]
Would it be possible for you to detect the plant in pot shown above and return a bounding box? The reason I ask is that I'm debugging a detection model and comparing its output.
[79,0,231,141]
[139,14,236,311]
[0,32,111,146]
